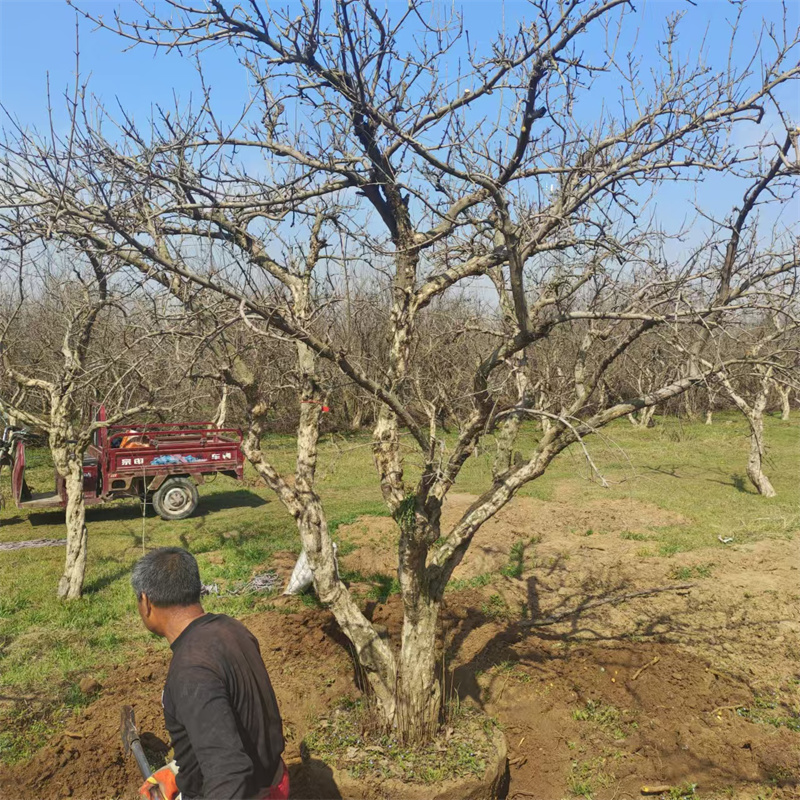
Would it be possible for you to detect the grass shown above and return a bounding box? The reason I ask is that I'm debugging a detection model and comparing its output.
[567,756,610,798]
[304,698,495,783]
[670,563,715,581]
[447,571,495,591]
[668,784,698,798]
[0,433,388,762]
[0,413,798,764]
[571,700,637,740]
[620,530,648,541]
[480,593,511,620]
[492,660,532,684]
[338,568,400,602]
[500,539,528,578]
[736,692,800,733]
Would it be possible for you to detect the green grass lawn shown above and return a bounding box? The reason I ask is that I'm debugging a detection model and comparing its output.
[0,413,797,763]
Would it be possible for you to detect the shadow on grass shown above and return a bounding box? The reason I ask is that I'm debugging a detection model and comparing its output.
[704,472,752,494]
[83,564,132,595]
[290,757,344,800]
[202,489,269,513]
[26,489,268,527]
[642,465,683,479]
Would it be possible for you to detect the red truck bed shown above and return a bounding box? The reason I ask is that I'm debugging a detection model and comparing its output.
[105,423,244,493]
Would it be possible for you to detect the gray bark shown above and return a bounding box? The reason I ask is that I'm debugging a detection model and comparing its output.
[492,358,531,479]
[720,370,776,498]
[56,449,89,600]
[396,591,440,742]
[746,408,776,498]
[777,385,791,421]
[627,406,656,428]
[212,384,229,428]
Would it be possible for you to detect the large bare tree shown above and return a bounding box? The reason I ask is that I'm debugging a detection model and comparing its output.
[4,0,798,740]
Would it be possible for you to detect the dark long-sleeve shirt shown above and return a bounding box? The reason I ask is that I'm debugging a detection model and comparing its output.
[162,613,284,800]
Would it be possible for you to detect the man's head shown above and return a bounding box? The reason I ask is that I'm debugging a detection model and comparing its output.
[131,547,203,638]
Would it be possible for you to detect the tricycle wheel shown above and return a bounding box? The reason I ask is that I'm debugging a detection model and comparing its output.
[152,477,199,521]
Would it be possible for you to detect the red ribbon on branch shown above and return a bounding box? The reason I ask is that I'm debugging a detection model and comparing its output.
[301,400,331,412]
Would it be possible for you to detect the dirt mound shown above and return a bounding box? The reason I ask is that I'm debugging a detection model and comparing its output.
[339,493,687,581]
[483,639,799,800]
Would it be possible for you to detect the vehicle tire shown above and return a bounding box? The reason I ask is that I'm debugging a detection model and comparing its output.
[152,477,199,521]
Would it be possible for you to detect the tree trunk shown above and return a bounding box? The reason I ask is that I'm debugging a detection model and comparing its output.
[396,592,440,743]
[56,453,88,600]
[493,355,530,479]
[213,384,229,428]
[294,289,401,727]
[627,407,655,428]
[705,409,713,425]
[719,369,776,497]
[745,408,776,497]
[777,386,791,421]
[349,397,364,431]
[493,413,523,475]
[683,391,697,420]
[537,392,551,433]
[297,497,399,723]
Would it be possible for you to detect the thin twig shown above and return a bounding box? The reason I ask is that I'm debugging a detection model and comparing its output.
[631,656,660,680]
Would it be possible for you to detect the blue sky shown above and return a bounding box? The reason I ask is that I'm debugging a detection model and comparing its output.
[2,1,797,127]
[1,0,798,245]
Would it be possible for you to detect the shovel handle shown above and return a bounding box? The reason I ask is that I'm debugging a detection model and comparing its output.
[121,705,164,800]
[131,739,164,800]
[130,738,153,781]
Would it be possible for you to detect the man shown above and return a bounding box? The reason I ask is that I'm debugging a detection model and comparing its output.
[131,547,289,800]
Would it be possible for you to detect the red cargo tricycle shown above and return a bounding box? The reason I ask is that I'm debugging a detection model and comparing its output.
[0,407,245,520]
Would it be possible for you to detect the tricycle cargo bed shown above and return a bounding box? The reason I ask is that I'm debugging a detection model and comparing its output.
[106,424,244,488]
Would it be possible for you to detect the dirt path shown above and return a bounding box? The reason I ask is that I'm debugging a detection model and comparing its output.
[0,538,66,551]
[2,493,798,799]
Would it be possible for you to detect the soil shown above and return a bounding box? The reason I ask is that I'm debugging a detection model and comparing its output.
[1,493,798,799]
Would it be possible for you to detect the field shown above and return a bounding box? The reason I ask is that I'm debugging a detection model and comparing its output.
[0,414,798,799]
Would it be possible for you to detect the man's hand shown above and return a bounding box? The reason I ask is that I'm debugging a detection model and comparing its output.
[138,767,179,800]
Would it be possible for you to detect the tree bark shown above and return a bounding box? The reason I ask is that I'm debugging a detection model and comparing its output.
[297,495,399,722]
[396,589,440,743]
[705,409,713,425]
[683,391,698,421]
[493,355,531,479]
[745,406,776,498]
[56,450,89,600]
[627,407,656,428]
[212,384,229,428]
[777,385,791,421]
[719,370,776,497]
[349,399,364,431]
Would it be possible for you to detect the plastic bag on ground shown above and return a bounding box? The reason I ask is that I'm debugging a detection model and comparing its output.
[283,542,338,595]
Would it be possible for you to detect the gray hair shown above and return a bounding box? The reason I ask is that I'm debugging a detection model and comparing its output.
[131,547,201,607]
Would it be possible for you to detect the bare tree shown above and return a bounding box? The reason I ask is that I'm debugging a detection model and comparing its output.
[7,0,798,740]
[714,320,798,497]
[0,238,173,597]
[772,376,795,421]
